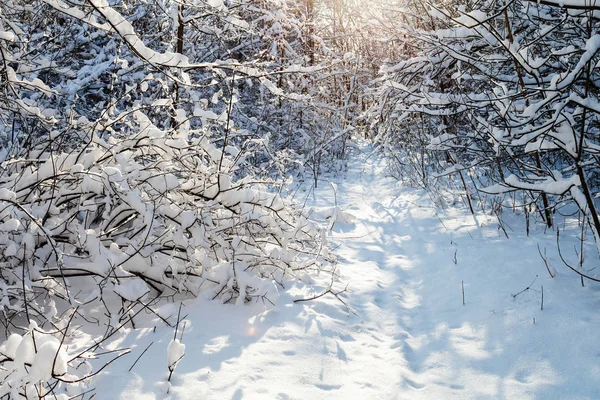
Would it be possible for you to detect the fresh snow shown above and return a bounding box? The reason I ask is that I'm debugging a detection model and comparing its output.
[78,143,600,399]
[167,339,186,372]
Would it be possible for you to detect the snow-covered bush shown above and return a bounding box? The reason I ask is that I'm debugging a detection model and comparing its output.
[0,111,330,396]
[1,322,75,399]
[369,0,600,258]
[0,115,327,301]
[0,0,340,396]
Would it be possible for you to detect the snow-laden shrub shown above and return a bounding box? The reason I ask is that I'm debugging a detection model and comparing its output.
[0,1,343,395]
[369,0,600,256]
[0,113,327,305]
[0,321,80,399]
[0,111,329,397]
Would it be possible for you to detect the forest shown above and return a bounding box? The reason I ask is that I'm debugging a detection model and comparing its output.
[1,0,600,398]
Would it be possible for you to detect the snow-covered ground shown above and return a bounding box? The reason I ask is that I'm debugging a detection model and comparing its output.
[98,143,600,399]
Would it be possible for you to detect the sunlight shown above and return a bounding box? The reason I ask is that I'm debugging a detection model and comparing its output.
[202,336,231,355]
[449,323,492,360]
[5,0,600,398]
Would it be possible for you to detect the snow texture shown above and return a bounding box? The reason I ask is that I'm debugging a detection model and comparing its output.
[167,339,186,371]
[71,143,600,399]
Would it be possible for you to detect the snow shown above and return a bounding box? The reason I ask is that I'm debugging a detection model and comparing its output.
[505,173,581,195]
[1,334,23,359]
[113,279,150,302]
[207,0,224,8]
[42,0,111,32]
[0,218,22,232]
[0,188,16,201]
[485,173,581,196]
[167,339,186,371]
[0,31,15,41]
[1,325,74,399]
[455,10,489,28]
[14,143,600,399]
[87,0,190,67]
[260,77,284,96]
[556,34,600,90]
[31,339,69,380]
[4,241,17,257]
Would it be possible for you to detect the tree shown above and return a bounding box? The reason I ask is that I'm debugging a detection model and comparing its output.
[369,0,600,259]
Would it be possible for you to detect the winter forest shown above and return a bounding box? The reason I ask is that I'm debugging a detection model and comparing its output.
[1,0,600,398]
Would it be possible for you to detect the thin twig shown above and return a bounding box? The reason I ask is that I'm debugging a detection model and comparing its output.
[512,275,538,298]
[537,244,556,278]
[557,228,600,283]
[128,341,154,373]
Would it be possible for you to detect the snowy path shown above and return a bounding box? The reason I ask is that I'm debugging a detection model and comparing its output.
[105,144,600,400]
